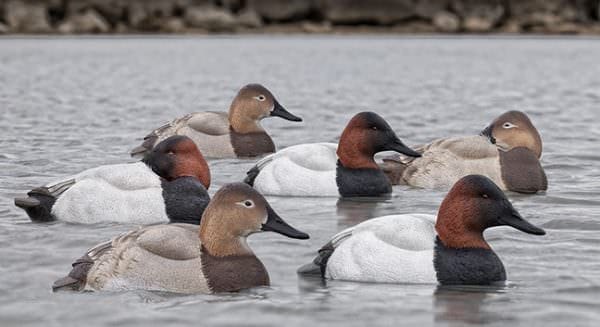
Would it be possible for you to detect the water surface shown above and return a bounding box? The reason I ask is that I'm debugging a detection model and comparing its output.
[1,36,599,326]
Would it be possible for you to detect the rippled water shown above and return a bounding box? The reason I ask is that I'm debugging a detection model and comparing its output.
[1,36,599,326]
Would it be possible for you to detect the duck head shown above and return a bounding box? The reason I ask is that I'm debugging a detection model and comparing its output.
[200,183,309,257]
[435,175,545,249]
[337,112,421,169]
[142,135,211,188]
[229,84,302,133]
[480,111,542,158]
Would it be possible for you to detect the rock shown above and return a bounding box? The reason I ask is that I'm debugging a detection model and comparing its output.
[66,0,127,26]
[160,17,187,33]
[221,0,244,12]
[0,22,8,34]
[128,3,147,29]
[499,19,521,33]
[247,0,314,21]
[507,0,588,29]
[114,22,129,33]
[184,5,237,31]
[530,12,562,26]
[583,24,600,34]
[463,17,495,32]
[5,0,52,33]
[319,0,415,25]
[433,11,459,32]
[392,20,437,32]
[301,21,332,33]
[237,9,263,28]
[452,0,504,32]
[128,0,181,30]
[415,0,450,20]
[554,22,580,33]
[58,9,110,33]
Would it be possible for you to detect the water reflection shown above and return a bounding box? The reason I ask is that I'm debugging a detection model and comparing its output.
[297,274,328,293]
[335,197,388,228]
[433,284,511,325]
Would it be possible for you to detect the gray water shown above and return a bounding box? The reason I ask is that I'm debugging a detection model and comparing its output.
[1,36,599,327]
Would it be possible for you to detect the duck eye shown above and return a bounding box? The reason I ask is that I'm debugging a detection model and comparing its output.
[254,95,266,102]
[243,200,254,208]
[371,126,378,131]
[502,122,516,129]
[482,194,489,199]
[167,151,175,155]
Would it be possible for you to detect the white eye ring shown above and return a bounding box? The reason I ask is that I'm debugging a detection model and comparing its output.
[502,122,517,129]
[237,200,255,208]
[254,95,266,102]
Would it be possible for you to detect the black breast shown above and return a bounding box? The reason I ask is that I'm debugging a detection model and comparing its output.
[230,128,275,157]
[161,177,210,225]
[433,237,506,285]
[200,247,270,293]
[336,160,392,197]
[499,147,547,193]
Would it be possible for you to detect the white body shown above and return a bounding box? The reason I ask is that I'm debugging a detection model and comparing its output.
[325,214,438,283]
[85,223,210,293]
[401,136,506,189]
[252,143,339,197]
[50,162,168,224]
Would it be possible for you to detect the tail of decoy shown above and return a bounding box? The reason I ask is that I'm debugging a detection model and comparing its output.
[130,134,158,158]
[244,165,260,186]
[298,227,355,278]
[53,240,111,292]
[131,119,182,158]
[297,242,335,278]
[379,154,411,185]
[14,179,75,222]
[52,254,95,292]
[244,153,276,186]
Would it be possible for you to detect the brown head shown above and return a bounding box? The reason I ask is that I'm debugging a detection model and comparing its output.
[199,183,309,257]
[435,175,545,249]
[142,135,211,188]
[228,84,302,134]
[337,112,421,169]
[480,111,543,158]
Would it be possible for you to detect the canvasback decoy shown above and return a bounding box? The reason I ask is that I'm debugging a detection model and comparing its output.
[380,110,547,193]
[298,175,545,285]
[14,136,210,224]
[244,112,421,197]
[52,183,309,293]
[130,84,302,159]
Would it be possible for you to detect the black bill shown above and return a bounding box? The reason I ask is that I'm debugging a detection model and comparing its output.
[480,125,496,144]
[498,205,546,235]
[386,137,422,158]
[262,205,309,239]
[270,100,302,122]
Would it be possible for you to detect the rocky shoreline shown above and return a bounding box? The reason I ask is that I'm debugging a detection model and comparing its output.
[1,0,600,35]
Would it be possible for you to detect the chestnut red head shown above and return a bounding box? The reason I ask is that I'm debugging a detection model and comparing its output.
[435,175,545,249]
[337,112,420,169]
[142,135,211,188]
